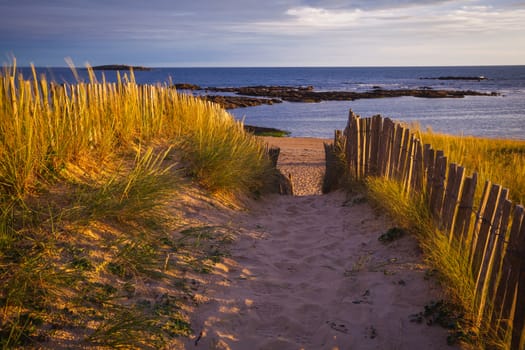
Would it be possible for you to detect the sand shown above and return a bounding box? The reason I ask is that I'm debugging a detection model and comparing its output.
[183,137,458,349]
[261,136,329,196]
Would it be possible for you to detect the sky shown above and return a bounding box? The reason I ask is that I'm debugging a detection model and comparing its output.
[1,0,524,67]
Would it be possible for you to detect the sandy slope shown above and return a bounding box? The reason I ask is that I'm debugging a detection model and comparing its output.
[183,137,457,349]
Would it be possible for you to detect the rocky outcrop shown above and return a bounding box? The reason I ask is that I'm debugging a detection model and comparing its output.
[204,85,498,103]
[172,83,498,108]
[420,76,487,81]
[172,83,201,90]
[91,65,151,71]
[171,83,202,90]
[208,85,314,94]
[201,95,282,109]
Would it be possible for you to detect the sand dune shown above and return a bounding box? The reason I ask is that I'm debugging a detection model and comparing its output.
[183,137,458,349]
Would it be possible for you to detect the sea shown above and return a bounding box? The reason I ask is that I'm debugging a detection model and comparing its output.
[17,66,525,140]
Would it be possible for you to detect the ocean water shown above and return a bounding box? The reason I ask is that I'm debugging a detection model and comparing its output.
[18,66,525,139]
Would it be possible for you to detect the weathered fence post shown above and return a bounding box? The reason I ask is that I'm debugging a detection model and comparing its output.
[354,113,362,180]
[425,147,435,199]
[475,188,508,325]
[453,172,478,246]
[402,135,415,193]
[430,153,447,220]
[443,164,465,239]
[485,198,513,324]
[510,211,525,349]
[472,183,501,279]
[345,110,360,180]
[382,119,395,178]
[389,125,402,180]
[411,139,424,194]
[370,115,382,176]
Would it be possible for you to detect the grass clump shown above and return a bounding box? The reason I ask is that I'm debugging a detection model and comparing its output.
[378,227,406,243]
[175,106,274,196]
[0,59,276,347]
[243,125,291,137]
[0,60,275,201]
[411,299,475,346]
[418,131,525,205]
[0,147,185,348]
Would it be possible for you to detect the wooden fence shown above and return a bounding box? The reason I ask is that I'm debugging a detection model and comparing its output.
[333,110,525,349]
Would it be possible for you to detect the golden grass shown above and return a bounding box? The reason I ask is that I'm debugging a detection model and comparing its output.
[0,60,273,201]
[366,177,476,309]
[416,130,525,205]
[0,60,276,347]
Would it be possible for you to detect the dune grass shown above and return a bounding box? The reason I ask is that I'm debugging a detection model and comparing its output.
[416,130,525,205]
[0,61,274,201]
[0,61,276,347]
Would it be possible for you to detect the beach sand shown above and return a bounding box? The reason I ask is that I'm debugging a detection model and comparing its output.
[262,136,329,196]
[182,137,458,349]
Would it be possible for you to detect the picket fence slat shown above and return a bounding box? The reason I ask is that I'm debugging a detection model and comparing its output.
[472,184,501,279]
[475,188,508,324]
[398,128,409,181]
[414,140,424,193]
[453,173,478,246]
[486,199,513,323]
[511,212,525,350]
[491,205,524,337]
[403,135,415,192]
[446,165,465,238]
[370,115,381,175]
[426,148,436,199]
[431,155,447,220]
[385,119,395,178]
[389,125,400,179]
[443,163,458,232]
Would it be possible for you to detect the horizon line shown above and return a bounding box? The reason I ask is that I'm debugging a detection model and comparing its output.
[12,64,525,69]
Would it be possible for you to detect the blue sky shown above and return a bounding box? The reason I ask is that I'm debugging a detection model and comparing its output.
[1,0,524,67]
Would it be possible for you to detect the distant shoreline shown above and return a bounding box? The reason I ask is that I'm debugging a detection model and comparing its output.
[90,64,151,71]
[11,65,524,140]
[176,84,499,109]
[19,65,525,69]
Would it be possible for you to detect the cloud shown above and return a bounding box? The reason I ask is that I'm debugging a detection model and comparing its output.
[1,0,524,66]
[299,0,454,10]
[243,0,525,37]
[285,7,363,27]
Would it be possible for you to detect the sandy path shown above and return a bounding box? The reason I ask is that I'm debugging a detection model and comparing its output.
[184,137,456,349]
[262,136,329,196]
